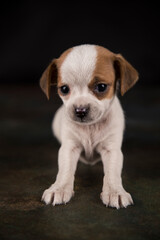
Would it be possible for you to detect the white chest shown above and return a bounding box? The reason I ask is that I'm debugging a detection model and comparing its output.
[72,120,109,160]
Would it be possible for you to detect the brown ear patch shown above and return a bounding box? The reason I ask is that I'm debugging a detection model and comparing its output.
[39,59,57,99]
[113,54,139,95]
[39,47,72,99]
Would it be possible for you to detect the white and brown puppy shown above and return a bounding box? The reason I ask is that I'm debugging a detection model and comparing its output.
[40,44,138,209]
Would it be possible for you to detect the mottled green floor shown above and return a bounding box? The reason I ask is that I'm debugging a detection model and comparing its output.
[0,85,160,240]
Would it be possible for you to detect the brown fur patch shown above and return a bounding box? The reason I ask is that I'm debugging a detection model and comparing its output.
[56,48,73,100]
[88,46,116,100]
[56,48,72,87]
[113,54,139,95]
[39,47,72,99]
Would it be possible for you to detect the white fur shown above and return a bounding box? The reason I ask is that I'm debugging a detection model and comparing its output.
[42,45,133,209]
[61,44,97,86]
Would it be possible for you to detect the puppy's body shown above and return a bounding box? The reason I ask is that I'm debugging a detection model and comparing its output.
[53,96,124,166]
[40,44,138,209]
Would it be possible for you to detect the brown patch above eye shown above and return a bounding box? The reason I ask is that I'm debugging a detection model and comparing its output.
[88,76,115,100]
[90,45,118,100]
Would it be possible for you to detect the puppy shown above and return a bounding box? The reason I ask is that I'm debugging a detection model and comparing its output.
[40,44,138,209]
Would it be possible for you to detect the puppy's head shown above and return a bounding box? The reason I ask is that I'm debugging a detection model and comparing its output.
[40,44,138,124]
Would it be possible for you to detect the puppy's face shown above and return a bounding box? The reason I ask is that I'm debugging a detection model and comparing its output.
[40,45,138,124]
[58,45,116,124]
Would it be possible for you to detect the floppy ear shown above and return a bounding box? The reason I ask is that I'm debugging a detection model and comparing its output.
[39,59,57,99]
[114,54,139,96]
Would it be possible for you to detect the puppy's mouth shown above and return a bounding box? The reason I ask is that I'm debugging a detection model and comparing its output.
[67,105,103,125]
[74,115,92,124]
[72,114,103,125]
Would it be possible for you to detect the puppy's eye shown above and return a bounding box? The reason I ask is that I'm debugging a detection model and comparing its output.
[95,83,107,93]
[60,85,70,95]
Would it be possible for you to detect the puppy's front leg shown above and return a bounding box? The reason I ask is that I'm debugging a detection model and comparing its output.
[42,141,81,206]
[98,146,133,209]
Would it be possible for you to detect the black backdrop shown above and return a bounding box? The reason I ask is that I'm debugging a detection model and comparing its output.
[0,1,159,86]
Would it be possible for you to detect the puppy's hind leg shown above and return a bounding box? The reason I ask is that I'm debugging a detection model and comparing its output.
[42,141,82,206]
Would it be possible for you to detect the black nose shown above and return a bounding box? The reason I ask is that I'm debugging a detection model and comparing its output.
[75,106,89,119]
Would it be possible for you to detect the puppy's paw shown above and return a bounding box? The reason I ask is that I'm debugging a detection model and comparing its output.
[41,184,74,206]
[100,188,133,209]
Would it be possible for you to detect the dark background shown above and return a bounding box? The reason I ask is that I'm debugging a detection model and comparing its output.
[1,2,160,240]
[0,1,159,86]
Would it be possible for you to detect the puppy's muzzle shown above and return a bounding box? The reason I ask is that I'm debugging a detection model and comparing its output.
[74,105,90,121]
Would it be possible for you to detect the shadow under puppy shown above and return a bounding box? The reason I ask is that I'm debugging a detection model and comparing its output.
[40,44,138,209]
